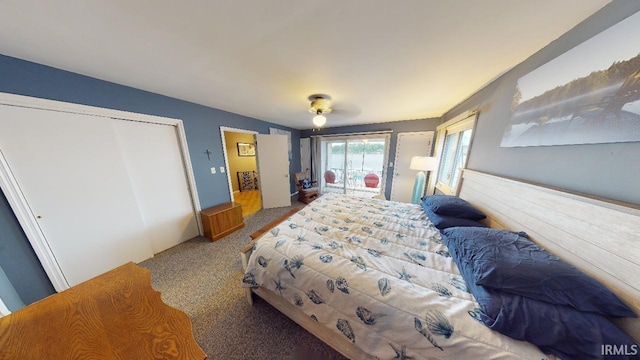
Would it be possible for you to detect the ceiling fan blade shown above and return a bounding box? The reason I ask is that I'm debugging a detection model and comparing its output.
[330,100,361,118]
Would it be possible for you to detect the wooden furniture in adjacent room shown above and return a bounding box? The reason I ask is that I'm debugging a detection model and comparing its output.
[293,169,319,204]
[237,170,259,191]
[0,262,206,360]
[201,202,244,241]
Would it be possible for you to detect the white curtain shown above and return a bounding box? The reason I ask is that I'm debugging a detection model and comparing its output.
[311,136,322,184]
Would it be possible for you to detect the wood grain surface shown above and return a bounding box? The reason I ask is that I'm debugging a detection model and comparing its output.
[0,262,206,359]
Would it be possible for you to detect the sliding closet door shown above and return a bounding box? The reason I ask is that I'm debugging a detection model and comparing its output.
[113,120,199,253]
[0,105,154,286]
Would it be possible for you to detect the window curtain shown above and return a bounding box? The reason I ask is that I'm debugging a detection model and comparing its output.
[311,136,322,184]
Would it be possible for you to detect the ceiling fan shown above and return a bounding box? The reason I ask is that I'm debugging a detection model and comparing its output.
[308,94,332,127]
[303,93,361,128]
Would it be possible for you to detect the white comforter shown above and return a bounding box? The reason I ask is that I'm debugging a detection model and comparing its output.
[242,193,549,359]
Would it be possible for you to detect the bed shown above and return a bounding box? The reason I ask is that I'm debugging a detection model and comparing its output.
[240,169,640,359]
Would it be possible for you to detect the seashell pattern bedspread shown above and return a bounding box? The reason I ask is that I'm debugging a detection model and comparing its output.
[241,193,549,359]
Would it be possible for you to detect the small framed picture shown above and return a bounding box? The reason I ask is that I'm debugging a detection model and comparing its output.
[237,142,255,156]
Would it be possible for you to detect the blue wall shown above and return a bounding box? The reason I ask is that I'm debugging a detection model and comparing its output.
[301,118,441,199]
[0,191,55,303]
[0,54,300,303]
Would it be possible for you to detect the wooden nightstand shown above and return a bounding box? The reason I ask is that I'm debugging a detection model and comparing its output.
[201,202,244,241]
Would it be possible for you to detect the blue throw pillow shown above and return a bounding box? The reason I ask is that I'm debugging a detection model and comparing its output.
[299,179,312,189]
[446,235,639,360]
[421,195,486,220]
[442,226,636,318]
[422,207,485,230]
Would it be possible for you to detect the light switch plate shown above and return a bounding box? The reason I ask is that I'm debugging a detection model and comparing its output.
[211,167,216,174]
[220,167,226,173]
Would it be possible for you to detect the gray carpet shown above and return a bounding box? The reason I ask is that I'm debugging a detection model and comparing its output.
[139,197,348,360]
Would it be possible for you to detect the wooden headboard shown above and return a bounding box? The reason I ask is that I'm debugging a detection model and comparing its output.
[457,169,640,342]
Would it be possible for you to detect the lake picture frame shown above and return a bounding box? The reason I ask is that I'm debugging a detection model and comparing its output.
[237,142,255,156]
[501,11,640,148]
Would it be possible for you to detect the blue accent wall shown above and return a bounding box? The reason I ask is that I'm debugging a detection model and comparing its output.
[0,54,300,302]
[0,190,55,303]
[300,118,441,199]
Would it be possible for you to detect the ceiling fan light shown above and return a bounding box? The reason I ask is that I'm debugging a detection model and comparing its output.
[312,114,326,127]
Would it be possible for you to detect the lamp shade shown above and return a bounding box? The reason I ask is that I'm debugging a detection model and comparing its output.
[409,156,437,171]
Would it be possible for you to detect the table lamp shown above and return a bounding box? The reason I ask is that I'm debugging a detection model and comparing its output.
[409,156,437,204]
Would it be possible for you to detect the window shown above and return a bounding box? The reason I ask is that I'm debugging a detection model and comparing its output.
[432,113,476,195]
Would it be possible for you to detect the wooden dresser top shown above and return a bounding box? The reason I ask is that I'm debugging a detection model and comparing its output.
[0,262,206,359]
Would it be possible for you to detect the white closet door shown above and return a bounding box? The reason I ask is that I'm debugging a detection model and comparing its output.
[113,120,198,253]
[0,106,153,286]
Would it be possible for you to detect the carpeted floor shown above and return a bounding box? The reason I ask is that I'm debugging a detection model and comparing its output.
[139,196,347,360]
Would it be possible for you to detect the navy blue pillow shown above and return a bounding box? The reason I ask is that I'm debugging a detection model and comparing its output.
[423,207,485,230]
[446,234,639,360]
[442,226,636,318]
[421,195,486,220]
[299,179,312,189]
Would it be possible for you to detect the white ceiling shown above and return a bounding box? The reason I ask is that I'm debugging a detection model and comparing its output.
[0,0,611,130]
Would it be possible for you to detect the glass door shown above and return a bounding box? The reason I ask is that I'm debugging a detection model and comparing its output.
[322,139,346,195]
[320,134,390,198]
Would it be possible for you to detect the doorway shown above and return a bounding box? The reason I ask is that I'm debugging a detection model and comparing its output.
[221,127,261,217]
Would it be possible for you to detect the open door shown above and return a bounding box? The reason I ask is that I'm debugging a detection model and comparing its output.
[255,134,291,208]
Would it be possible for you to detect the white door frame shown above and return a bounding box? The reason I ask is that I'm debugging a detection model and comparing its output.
[0,92,202,292]
[220,126,259,202]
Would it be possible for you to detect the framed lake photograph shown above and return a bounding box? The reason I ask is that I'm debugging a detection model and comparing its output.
[501,11,640,147]
[237,142,255,156]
